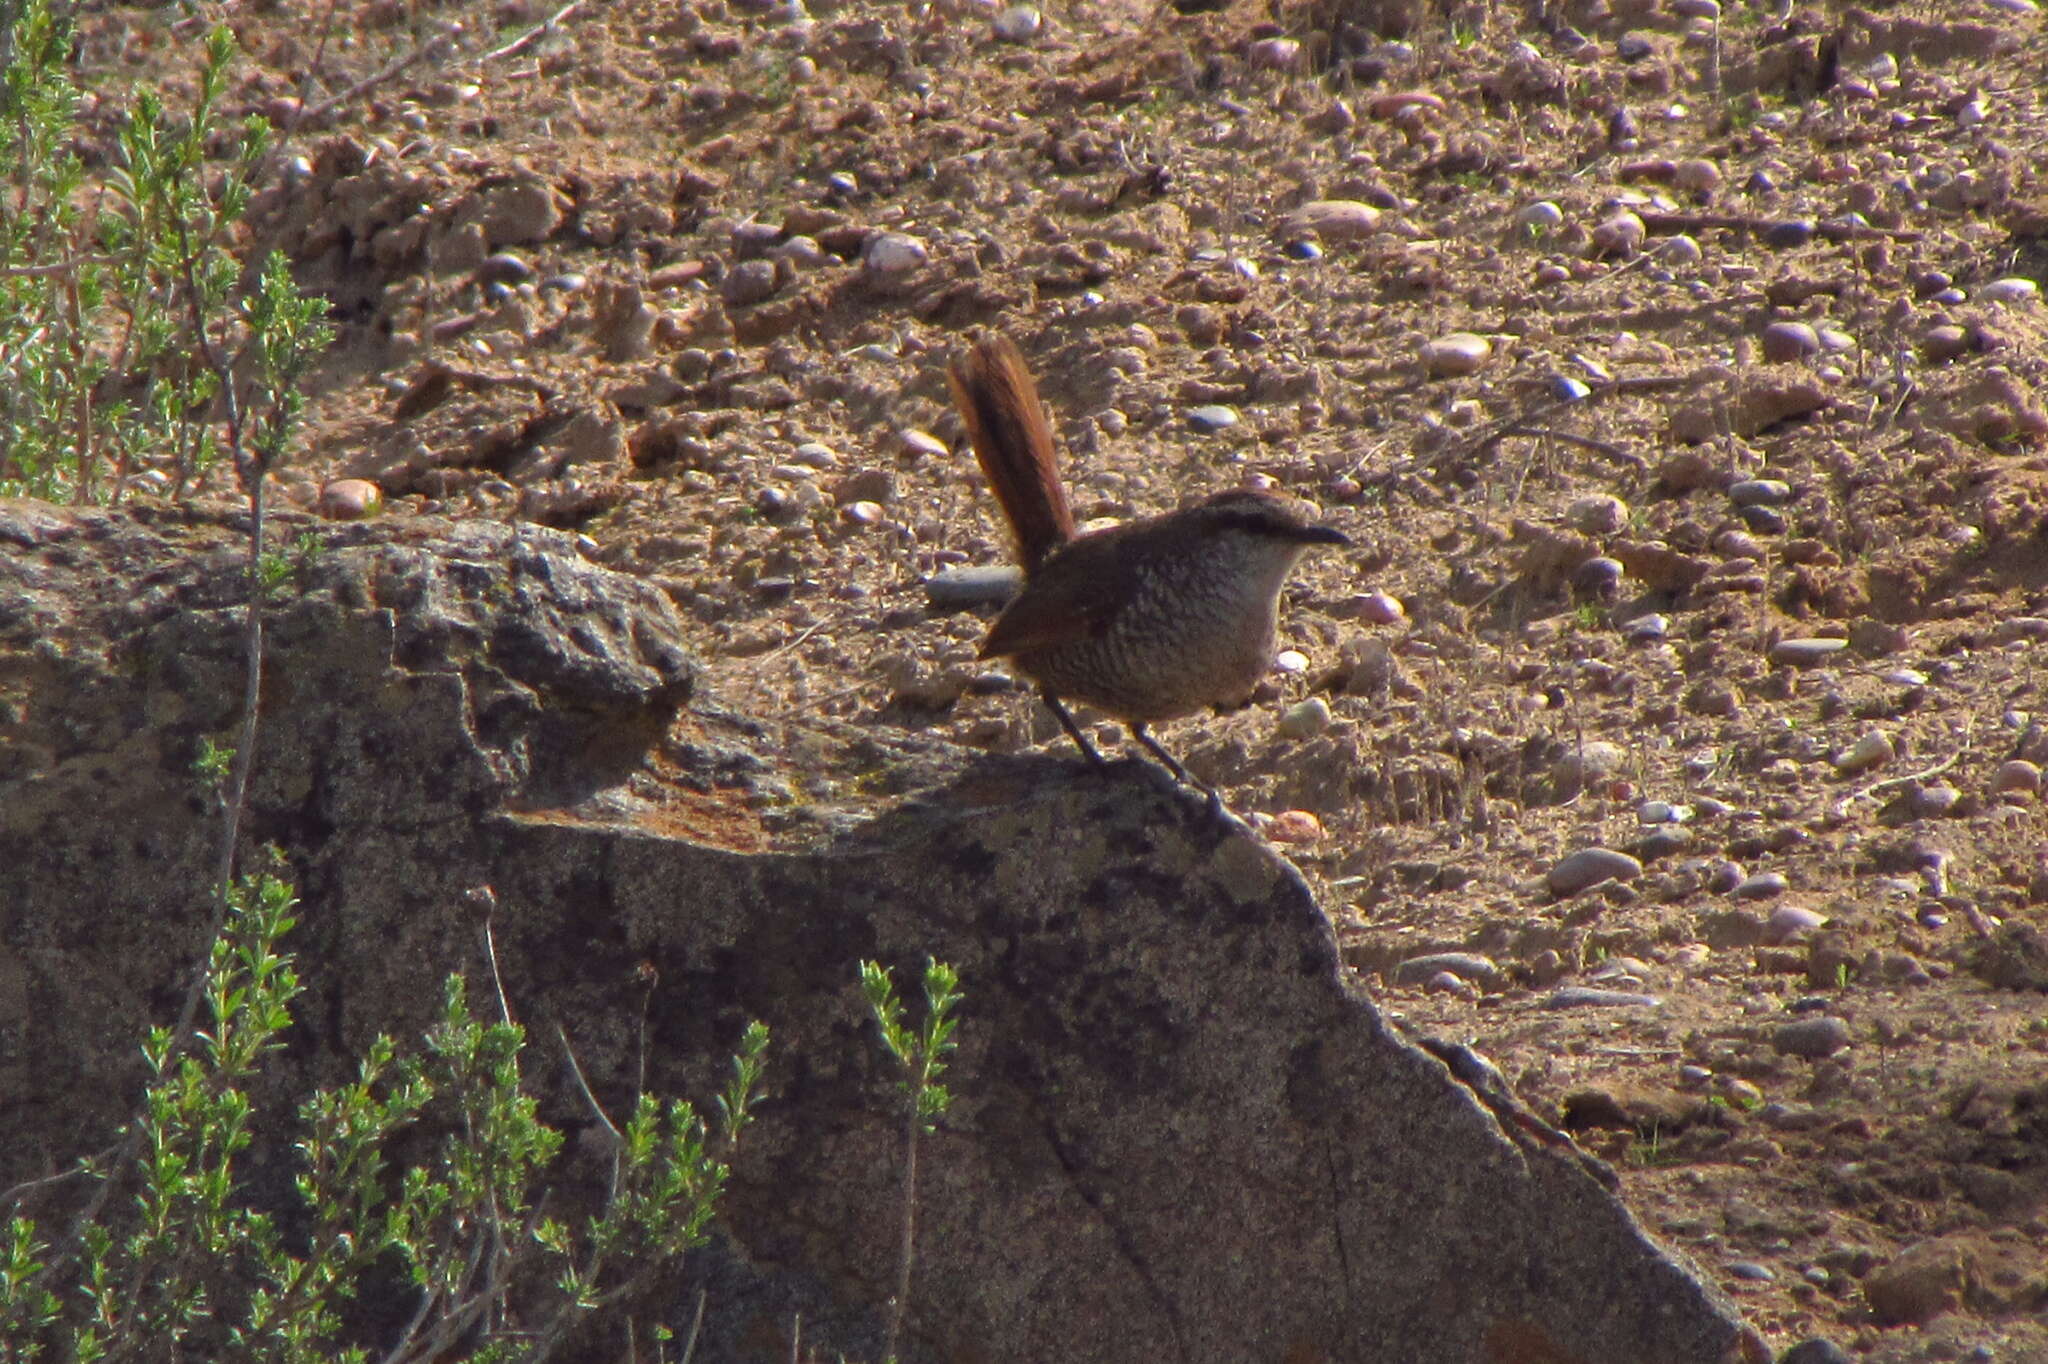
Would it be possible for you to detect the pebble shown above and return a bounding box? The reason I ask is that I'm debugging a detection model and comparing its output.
[1728,478,1793,506]
[1276,698,1332,739]
[1655,234,1702,265]
[1728,1261,1776,1282]
[1573,556,1623,599]
[1779,1338,1851,1364]
[1566,493,1628,535]
[1763,905,1826,945]
[475,252,533,286]
[1977,277,2038,304]
[1392,953,1502,988]
[1549,374,1593,401]
[1427,971,1476,999]
[721,259,780,305]
[1622,613,1668,642]
[1355,591,1406,624]
[1517,201,1564,232]
[1760,321,1820,363]
[1265,810,1323,844]
[1773,1016,1851,1058]
[1547,847,1643,896]
[317,479,383,520]
[1546,987,1662,1009]
[1732,871,1789,900]
[1831,729,1894,774]
[924,565,1022,609]
[1247,36,1303,70]
[899,429,949,459]
[1992,759,2042,794]
[1769,637,1847,667]
[862,232,929,279]
[992,4,1041,40]
[1672,158,1721,193]
[1273,649,1309,674]
[1421,332,1491,377]
[1922,324,1976,363]
[1909,784,1960,818]
[1279,199,1385,242]
[1591,211,1645,257]
[1738,504,1785,535]
[841,500,884,527]
[1638,800,1692,824]
[1761,219,1816,249]
[1186,405,1241,432]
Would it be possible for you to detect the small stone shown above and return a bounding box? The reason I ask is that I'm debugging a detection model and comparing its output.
[1656,234,1703,265]
[1572,556,1624,599]
[1992,759,2042,794]
[1637,800,1690,824]
[1517,201,1564,232]
[1547,847,1643,896]
[992,4,1041,40]
[1247,36,1303,70]
[1591,211,1645,257]
[1272,649,1309,675]
[316,479,383,520]
[1356,590,1406,624]
[1420,332,1491,377]
[899,429,949,459]
[862,232,929,279]
[1278,200,1385,242]
[1276,698,1332,740]
[1921,324,1976,364]
[1392,952,1502,988]
[1779,1340,1852,1364]
[1366,90,1447,118]
[1773,1016,1851,1058]
[1186,405,1241,432]
[1622,613,1668,642]
[1549,374,1593,401]
[1763,905,1826,945]
[1977,277,2039,304]
[1554,740,1626,788]
[924,565,1022,610]
[1426,971,1476,999]
[1546,987,1662,1009]
[1728,478,1793,506]
[1864,1238,1974,1327]
[475,252,533,286]
[1832,729,1894,774]
[1566,493,1628,535]
[1727,1261,1775,1282]
[1761,219,1816,249]
[1909,784,1961,818]
[1265,809,1323,843]
[720,258,780,305]
[1732,871,1789,901]
[1672,158,1721,193]
[1769,637,1847,667]
[1760,321,1820,363]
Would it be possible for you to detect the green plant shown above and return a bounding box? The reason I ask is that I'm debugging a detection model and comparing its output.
[0,4,328,504]
[861,957,962,1364]
[1,868,769,1362]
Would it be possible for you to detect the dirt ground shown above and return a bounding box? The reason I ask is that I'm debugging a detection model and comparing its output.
[65,0,2048,1355]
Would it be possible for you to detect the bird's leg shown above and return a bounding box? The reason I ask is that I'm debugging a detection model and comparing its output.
[1043,690,1108,769]
[1130,723,1229,818]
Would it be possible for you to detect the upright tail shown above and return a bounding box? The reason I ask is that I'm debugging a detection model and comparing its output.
[948,333,1073,574]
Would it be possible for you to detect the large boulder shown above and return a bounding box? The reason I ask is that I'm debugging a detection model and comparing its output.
[0,501,1766,1363]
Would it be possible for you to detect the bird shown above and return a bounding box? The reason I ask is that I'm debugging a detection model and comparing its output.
[947,331,1348,805]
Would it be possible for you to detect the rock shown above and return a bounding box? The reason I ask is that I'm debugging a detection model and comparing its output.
[1863,1237,1976,1327]
[1732,872,1788,900]
[1517,201,1564,232]
[1992,759,2042,794]
[1762,905,1826,945]
[1391,953,1502,988]
[720,258,781,305]
[0,507,1766,1364]
[475,251,534,286]
[316,479,384,520]
[1831,730,1894,774]
[1246,36,1304,70]
[1769,638,1847,667]
[1547,987,1663,1008]
[1420,332,1492,377]
[1186,405,1241,432]
[1779,1337,1851,1364]
[1277,200,1384,242]
[1548,847,1644,895]
[1591,211,1646,256]
[1773,1016,1851,1058]
[1566,494,1628,535]
[1276,698,1332,739]
[1977,277,2039,304]
[993,4,1041,40]
[1760,322,1820,363]
[1354,591,1405,624]
[925,565,1023,610]
[862,231,928,280]
[1728,478,1793,506]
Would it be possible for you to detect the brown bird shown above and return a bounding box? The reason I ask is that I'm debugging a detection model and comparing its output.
[948,332,1348,803]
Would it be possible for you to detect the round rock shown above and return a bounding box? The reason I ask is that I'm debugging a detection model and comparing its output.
[1547,847,1643,896]
[1421,332,1492,377]
[1773,1016,1851,1058]
[1761,321,1821,363]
